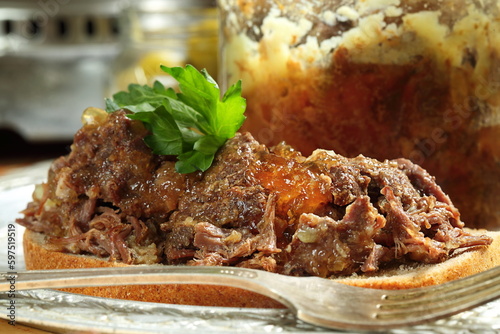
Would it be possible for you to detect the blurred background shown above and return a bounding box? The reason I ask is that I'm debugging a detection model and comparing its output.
[0,0,217,166]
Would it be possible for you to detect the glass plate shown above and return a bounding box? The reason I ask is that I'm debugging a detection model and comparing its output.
[0,161,498,333]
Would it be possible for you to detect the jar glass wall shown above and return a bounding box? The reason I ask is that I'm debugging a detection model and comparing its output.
[218,0,500,229]
[110,0,218,93]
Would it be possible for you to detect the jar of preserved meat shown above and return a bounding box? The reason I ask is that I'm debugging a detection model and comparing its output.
[218,0,500,229]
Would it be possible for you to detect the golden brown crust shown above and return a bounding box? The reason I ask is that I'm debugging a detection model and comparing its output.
[23,229,500,306]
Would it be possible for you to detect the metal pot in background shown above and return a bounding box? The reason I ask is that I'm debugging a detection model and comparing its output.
[0,0,122,142]
[0,0,218,143]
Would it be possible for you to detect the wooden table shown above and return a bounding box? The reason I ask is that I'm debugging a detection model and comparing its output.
[0,163,33,176]
[0,137,70,176]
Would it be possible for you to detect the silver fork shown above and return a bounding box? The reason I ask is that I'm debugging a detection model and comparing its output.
[1,265,499,331]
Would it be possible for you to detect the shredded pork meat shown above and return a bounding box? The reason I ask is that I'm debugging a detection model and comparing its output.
[17,110,492,277]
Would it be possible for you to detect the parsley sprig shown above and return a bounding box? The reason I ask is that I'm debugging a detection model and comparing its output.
[105,65,246,173]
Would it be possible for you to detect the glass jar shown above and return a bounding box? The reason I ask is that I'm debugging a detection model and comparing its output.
[110,0,218,93]
[219,0,500,229]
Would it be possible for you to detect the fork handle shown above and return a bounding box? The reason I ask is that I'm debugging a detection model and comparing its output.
[0,266,289,305]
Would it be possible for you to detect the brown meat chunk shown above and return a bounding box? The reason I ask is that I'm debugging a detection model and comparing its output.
[17,111,492,275]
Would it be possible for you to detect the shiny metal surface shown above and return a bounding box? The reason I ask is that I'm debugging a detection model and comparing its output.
[0,0,122,141]
[1,266,499,330]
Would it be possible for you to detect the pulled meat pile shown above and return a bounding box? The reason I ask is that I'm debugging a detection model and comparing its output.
[18,110,492,277]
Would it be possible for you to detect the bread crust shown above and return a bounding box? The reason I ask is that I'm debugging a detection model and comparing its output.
[23,230,284,308]
[334,229,500,289]
[23,229,500,306]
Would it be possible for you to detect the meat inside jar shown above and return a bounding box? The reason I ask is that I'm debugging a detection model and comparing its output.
[219,0,500,229]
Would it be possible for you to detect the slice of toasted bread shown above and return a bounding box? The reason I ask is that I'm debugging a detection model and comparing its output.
[23,229,500,307]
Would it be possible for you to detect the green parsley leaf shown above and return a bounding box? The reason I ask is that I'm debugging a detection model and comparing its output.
[105,65,246,173]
